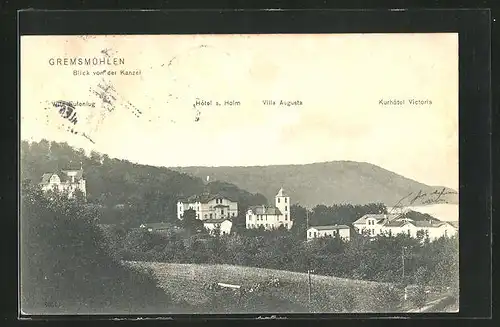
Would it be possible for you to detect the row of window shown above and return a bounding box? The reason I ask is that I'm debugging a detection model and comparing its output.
[277,197,288,203]
[308,230,339,238]
[246,223,288,229]
[251,214,289,221]
[367,220,376,225]
[203,212,236,219]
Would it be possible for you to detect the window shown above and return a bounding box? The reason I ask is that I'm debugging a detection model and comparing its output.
[285,198,287,203]
[221,209,224,215]
[285,214,288,220]
[204,214,207,219]
[309,231,312,237]
[265,224,268,228]
[209,213,213,219]
[372,229,375,235]
[232,212,235,217]
[285,206,288,212]
[314,232,317,237]
[278,198,280,203]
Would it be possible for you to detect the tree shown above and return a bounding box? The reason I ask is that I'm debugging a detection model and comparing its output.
[181,209,204,233]
[20,182,174,314]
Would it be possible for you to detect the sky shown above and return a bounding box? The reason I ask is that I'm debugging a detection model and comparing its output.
[21,33,459,189]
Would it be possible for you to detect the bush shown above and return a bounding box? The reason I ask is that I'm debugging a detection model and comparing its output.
[371,284,402,312]
[20,183,174,314]
[409,285,428,308]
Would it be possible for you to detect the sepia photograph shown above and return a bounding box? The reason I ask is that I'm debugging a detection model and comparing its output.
[20,33,459,315]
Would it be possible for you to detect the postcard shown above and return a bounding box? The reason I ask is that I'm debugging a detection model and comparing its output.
[20,33,459,315]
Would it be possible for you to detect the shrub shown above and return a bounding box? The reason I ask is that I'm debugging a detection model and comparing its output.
[409,285,428,308]
[371,284,402,312]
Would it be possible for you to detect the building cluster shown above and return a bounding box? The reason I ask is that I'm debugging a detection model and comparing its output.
[176,187,294,236]
[38,170,458,242]
[352,213,458,241]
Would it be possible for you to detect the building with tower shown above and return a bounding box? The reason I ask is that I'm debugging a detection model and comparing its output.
[39,163,87,200]
[177,193,238,221]
[245,187,293,230]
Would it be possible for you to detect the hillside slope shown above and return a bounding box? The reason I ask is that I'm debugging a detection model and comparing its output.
[125,261,403,313]
[171,161,458,208]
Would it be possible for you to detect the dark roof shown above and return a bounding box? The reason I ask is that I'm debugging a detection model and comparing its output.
[276,187,288,197]
[412,220,447,228]
[382,220,411,227]
[40,170,84,184]
[203,218,232,224]
[447,221,459,229]
[40,173,55,184]
[180,193,235,204]
[353,213,402,225]
[248,205,283,215]
[309,225,350,231]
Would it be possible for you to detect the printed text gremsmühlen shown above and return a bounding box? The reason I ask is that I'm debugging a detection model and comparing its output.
[48,57,125,66]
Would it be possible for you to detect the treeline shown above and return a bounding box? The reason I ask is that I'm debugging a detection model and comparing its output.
[21,140,267,227]
[110,223,459,296]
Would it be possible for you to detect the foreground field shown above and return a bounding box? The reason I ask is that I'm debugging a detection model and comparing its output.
[124,261,407,313]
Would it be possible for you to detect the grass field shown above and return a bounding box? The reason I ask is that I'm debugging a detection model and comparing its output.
[124,261,408,313]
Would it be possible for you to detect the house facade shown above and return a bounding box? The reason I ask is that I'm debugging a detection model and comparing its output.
[39,168,87,199]
[177,193,238,221]
[353,213,458,241]
[203,218,233,236]
[246,187,293,230]
[307,225,351,241]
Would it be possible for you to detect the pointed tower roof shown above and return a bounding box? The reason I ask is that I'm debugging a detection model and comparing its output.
[276,187,288,197]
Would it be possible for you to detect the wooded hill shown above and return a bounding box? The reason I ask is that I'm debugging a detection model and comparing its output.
[21,140,267,226]
[171,162,458,208]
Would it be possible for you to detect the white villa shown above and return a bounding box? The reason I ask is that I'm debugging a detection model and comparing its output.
[246,187,293,230]
[353,213,458,241]
[177,193,238,221]
[39,167,87,199]
[203,218,233,236]
[307,225,351,241]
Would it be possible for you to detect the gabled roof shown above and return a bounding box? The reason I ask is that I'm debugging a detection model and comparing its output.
[447,221,459,229]
[40,173,56,184]
[203,218,232,224]
[40,169,84,184]
[353,213,402,225]
[309,225,350,231]
[248,205,282,215]
[180,193,235,204]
